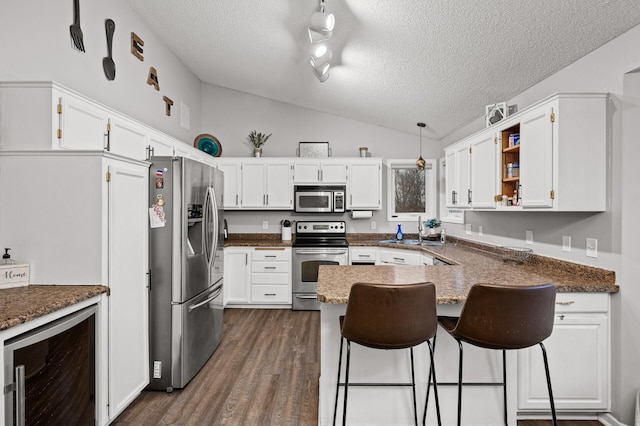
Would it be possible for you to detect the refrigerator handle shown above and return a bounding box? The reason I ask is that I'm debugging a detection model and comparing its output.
[205,186,218,267]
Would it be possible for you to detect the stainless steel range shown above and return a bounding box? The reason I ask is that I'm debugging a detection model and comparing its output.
[292,221,349,310]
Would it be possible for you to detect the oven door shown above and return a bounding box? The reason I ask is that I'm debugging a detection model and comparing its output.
[295,191,333,213]
[292,248,349,293]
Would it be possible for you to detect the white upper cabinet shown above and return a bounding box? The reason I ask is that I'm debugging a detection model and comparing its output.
[58,93,110,150]
[108,117,148,160]
[293,160,347,184]
[148,131,176,158]
[240,160,294,209]
[445,93,608,212]
[215,159,242,209]
[346,159,382,210]
[470,132,498,209]
[444,142,471,208]
[518,102,555,208]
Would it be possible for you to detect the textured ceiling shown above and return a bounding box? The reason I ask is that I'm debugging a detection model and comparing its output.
[123,0,640,139]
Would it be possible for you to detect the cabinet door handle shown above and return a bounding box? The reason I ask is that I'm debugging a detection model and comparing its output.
[468,189,472,204]
[557,315,565,320]
[15,365,25,426]
[452,191,457,205]
[235,194,239,205]
[556,301,575,305]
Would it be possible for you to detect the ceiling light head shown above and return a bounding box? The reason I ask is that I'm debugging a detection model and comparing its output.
[309,11,335,33]
[312,63,330,82]
[310,45,332,68]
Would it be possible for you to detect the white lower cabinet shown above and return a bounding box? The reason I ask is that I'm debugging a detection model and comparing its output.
[517,293,610,413]
[251,248,291,304]
[349,248,378,265]
[224,247,291,306]
[0,151,150,424]
[223,247,251,305]
[377,248,422,265]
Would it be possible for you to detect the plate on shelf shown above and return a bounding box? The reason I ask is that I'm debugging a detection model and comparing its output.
[194,134,222,157]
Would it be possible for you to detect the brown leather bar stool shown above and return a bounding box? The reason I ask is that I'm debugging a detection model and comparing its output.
[332,282,441,426]
[435,283,557,426]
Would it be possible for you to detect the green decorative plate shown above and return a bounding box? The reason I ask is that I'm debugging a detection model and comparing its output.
[194,134,222,157]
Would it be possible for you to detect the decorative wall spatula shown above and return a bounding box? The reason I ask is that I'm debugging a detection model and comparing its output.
[69,0,85,52]
[103,19,116,80]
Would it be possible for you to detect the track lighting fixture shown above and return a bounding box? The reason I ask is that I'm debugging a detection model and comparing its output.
[308,0,334,82]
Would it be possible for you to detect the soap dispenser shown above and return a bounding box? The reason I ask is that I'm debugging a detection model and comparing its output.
[2,248,15,264]
[395,224,404,241]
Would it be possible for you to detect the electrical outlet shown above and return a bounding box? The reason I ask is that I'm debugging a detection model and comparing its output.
[153,361,162,379]
[370,221,377,230]
[525,230,533,245]
[262,221,269,230]
[478,226,484,236]
[562,236,572,252]
[465,224,472,235]
[586,238,598,258]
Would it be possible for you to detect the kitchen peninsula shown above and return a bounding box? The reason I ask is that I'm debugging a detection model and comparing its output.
[317,239,617,425]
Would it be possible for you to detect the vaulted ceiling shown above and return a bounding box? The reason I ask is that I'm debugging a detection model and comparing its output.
[124,0,640,139]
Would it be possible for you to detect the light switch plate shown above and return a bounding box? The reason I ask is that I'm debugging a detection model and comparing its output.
[262,221,269,230]
[586,238,598,258]
[370,221,376,230]
[478,226,484,236]
[526,230,533,245]
[562,236,572,252]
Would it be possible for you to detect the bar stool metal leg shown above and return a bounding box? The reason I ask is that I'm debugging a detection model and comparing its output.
[410,347,418,425]
[333,336,345,426]
[422,337,441,426]
[342,340,352,426]
[540,342,558,426]
[502,350,507,426]
[456,340,463,426]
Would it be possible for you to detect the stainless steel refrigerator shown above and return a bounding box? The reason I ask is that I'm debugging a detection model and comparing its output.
[147,156,224,392]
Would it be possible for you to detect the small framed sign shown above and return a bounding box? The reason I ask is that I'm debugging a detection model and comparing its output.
[485,102,507,127]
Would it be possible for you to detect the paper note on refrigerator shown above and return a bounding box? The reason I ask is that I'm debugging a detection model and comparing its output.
[149,204,166,228]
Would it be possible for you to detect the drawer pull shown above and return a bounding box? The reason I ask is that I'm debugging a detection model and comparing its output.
[264,293,276,296]
[558,315,565,320]
[556,301,575,306]
[359,255,371,258]
[392,257,406,262]
[264,266,277,270]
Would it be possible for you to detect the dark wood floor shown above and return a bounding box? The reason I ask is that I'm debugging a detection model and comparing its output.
[113,309,601,425]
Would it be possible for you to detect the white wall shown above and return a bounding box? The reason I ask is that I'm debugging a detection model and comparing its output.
[0,0,202,144]
[201,83,441,234]
[440,24,640,424]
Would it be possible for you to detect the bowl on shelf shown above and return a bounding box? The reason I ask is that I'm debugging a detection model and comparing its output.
[498,246,533,263]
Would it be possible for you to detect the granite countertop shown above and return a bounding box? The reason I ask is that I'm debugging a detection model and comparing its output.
[225,233,292,247]
[0,285,108,331]
[320,235,619,304]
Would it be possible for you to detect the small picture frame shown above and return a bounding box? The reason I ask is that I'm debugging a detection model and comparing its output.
[485,102,507,127]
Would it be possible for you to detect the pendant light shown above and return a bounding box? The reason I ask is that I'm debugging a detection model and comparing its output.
[416,122,426,170]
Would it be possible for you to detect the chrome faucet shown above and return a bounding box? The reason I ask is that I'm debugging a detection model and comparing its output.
[418,215,423,243]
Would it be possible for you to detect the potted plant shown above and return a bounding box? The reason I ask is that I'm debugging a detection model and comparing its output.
[248,130,272,157]
[424,218,441,235]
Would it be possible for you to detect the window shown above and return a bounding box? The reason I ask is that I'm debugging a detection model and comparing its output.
[386,159,437,221]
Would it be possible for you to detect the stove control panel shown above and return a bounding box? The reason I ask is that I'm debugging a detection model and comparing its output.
[296,221,346,234]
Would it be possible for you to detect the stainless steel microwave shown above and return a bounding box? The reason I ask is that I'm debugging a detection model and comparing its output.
[294,185,345,213]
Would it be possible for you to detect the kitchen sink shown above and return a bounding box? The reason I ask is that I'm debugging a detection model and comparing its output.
[379,239,442,246]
